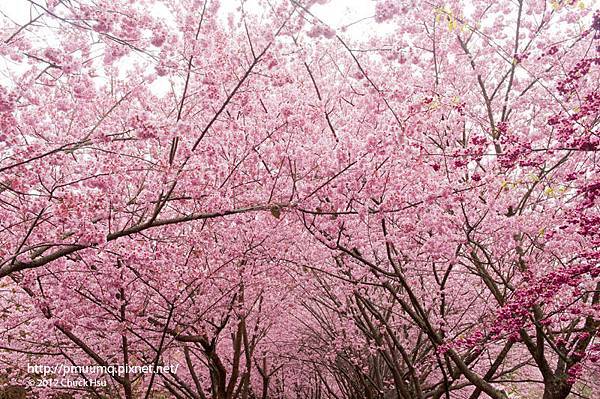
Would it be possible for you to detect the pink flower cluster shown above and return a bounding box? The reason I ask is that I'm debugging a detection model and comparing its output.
[374,1,403,23]
[307,24,335,39]
[130,112,164,140]
[557,58,598,96]
[0,86,15,113]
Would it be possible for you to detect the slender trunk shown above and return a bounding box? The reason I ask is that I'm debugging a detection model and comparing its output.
[120,287,133,399]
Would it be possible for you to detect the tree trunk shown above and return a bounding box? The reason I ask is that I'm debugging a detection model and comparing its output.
[542,377,571,399]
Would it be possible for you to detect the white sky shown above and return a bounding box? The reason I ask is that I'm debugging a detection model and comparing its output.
[0,1,377,30]
[0,0,383,95]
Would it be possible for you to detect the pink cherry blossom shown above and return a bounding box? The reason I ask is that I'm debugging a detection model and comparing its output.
[0,0,599,398]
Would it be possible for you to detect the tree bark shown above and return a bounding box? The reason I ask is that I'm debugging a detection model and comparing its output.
[542,377,571,399]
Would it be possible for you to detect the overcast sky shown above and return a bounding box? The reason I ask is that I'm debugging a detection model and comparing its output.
[0,1,377,32]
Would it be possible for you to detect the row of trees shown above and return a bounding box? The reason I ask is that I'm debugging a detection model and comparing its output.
[0,0,598,398]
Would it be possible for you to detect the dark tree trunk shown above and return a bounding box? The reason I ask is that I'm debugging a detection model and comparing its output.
[542,377,571,399]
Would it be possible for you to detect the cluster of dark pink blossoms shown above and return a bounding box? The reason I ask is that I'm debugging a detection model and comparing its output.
[577,182,600,211]
[593,10,600,36]
[444,261,600,360]
[497,127,540,168]
[556,58,598,96]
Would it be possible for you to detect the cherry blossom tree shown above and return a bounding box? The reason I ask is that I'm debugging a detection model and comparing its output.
[0,0,598,398]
